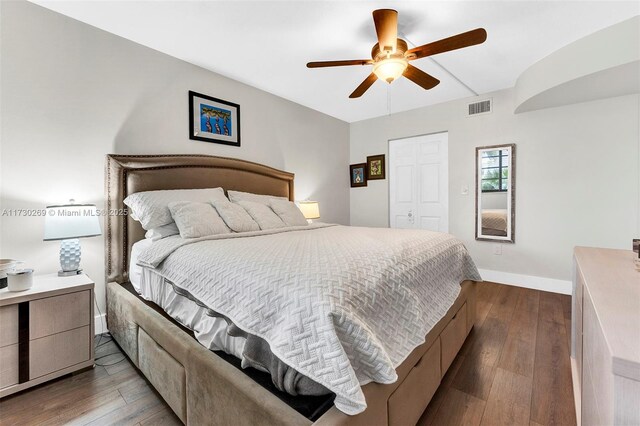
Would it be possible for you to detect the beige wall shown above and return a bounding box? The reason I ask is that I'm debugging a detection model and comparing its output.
[350,88,639,284]
[0,1,350,312]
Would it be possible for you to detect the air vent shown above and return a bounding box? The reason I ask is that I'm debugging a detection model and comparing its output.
[467,99,492,116]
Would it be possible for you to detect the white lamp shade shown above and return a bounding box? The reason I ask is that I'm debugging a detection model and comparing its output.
[44,204,102,241]
[298,201,320,219]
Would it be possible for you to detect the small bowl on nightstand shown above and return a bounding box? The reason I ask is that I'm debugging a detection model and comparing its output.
[7,268,34,292]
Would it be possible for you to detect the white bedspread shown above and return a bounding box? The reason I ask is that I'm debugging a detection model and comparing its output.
[137,224,481,415]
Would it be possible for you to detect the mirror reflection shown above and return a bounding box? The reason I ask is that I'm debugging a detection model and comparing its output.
[476,144,515,242]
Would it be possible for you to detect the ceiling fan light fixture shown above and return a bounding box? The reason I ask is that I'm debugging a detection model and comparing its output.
[373,57,408,83]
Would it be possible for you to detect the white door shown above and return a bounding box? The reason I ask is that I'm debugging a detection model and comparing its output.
[389,132,449,232]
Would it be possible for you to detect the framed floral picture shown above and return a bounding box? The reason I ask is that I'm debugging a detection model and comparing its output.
[367,154,386,180]
[189,91,240,146]
[350,163,367,188]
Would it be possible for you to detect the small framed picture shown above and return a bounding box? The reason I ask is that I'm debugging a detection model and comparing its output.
[367,154,386,180]
[350,163,367,188]
[189,91,240,146]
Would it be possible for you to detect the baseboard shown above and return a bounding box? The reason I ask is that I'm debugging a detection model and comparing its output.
[477,268,572,295]
[95,313,108,335]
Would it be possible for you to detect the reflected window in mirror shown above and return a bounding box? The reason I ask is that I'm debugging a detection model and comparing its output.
[481,149,509,192]
[476,144,515,243]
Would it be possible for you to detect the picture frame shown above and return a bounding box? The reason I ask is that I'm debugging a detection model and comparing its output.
[189,90,240,146]
[350,163,367,188]
[366,154,386,180]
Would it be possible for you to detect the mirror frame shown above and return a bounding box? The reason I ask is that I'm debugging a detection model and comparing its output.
[475,143,516,243]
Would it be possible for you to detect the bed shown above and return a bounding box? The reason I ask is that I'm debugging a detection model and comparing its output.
[105,154,479,425]
[481,209,508,236]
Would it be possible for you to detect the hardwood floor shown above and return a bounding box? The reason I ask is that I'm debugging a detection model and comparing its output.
[0,282,575,426]
[0,336,181,426]
[419,282,576,426]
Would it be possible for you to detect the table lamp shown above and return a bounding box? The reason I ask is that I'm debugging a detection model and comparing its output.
[298,201,320,223]
[44,200,101,276]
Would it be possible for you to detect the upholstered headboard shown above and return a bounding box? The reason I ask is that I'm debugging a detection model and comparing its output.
[105,154,295,283]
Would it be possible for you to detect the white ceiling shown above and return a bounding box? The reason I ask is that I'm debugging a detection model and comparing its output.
[30,1,640,123]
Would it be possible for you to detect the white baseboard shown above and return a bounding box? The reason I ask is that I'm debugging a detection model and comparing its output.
[477,268,572,295]
[95,313,108,335]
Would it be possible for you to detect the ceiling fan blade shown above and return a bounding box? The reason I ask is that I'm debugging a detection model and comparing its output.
[349,73,378,98]
[307,59,372,68]
[407,28,487,60]
[372,9,398,53]
[403,64,440,90]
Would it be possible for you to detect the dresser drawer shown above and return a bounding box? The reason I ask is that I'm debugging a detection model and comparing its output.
[30,290,90,340]
[29,325,91,379]
[0,344,19,389]
[0,305,19,347]
[441,302,467,375]
[388,338,441,426]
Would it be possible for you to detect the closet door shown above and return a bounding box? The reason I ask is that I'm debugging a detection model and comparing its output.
[389,132,448,232]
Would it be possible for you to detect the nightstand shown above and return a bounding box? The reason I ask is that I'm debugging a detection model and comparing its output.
[0,273,94,398]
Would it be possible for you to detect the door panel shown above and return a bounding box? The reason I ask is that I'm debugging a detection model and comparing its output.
[390,132,448,231]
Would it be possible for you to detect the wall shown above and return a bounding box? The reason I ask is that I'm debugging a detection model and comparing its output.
[0,1,350,317]
[351,89,639,292]
[481,192,508,210]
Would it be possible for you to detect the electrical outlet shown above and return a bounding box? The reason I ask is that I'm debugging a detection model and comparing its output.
[461,185,469,195]
[493,244,502,255]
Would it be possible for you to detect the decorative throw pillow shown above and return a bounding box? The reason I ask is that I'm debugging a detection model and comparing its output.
[236,200,286,230]
[124,188,228,230]
[269,199,308,227]
[227,190,288,205]
[144,223,180,241]
[211,200,260,233]
[168,201,231,239]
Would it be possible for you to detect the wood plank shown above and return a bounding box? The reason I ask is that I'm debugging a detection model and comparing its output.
[35,389,126,426]
[420,387,486,426]
[486,284,520,322]
[418,353,466,426]
[497,289,540,377]
[85,392,166,426]
[530,295,577,426]
[480,367,532,426]
[451,356,496,401]
[139,406,182,426]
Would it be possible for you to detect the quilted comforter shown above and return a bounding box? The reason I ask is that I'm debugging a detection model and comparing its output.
[137,224,481,415]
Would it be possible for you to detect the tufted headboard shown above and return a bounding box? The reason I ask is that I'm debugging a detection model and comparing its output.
[105,154,295,283]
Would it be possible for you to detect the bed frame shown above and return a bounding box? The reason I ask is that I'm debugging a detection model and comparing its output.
[105,154,476,426]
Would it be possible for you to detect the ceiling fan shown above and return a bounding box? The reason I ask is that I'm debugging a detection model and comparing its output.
[306,9,487,98]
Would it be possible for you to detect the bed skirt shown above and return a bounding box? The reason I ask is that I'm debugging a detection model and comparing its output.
[106,280,477,425]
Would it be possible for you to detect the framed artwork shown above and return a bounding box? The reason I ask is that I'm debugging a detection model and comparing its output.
[350,163,367,188]
[189,91,240,146]
[367,154,386,180]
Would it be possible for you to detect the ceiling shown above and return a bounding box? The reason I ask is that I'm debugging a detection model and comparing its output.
[30,1,640,123]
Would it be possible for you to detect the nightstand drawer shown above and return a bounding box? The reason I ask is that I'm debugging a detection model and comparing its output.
[0,305,19,347]
[30,325,91,379]
[0,344,19,389]
[30,290,91,340]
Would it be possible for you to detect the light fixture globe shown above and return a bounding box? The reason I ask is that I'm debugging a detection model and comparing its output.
[373,57,408,83]
[371,38,409,83]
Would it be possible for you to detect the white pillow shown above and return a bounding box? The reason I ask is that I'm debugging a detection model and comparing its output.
[145,223,180,241]
[227,190,288,205]
[124,188,227,230]
[236,200,286,230]
[168,201,231,239]
[269,199,308,227]
[211,200,260,232]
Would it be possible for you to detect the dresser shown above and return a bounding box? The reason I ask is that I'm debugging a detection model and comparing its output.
[0,273,94,398]
[572,247,640,425]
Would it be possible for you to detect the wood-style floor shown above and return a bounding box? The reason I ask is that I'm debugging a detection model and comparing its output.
[0,282,576,426]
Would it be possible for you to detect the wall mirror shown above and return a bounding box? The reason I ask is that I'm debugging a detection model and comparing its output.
[476,144,515,242]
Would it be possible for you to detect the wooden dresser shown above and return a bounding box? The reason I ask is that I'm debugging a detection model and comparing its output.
[572,247,640,425]
[0,273,94,398]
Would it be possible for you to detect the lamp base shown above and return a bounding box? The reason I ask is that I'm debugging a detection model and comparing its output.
[58,269,83,277]
[59,238,82,275]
